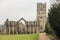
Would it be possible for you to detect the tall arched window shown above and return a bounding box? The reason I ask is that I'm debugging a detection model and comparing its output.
[41,25,43,30]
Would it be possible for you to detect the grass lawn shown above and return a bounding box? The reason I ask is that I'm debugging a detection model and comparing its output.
[0,34,38,40]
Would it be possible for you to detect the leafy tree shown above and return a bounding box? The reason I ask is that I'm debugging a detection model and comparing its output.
[48,4,60,38]
[45,21,55,34]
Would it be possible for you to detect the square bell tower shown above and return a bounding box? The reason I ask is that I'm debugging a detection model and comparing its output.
[37,3,47,32]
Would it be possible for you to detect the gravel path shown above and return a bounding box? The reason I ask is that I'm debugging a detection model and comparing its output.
[39,33,51,40]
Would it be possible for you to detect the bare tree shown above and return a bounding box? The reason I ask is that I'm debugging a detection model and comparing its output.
[50,0,60,4]
[50,0,56,3]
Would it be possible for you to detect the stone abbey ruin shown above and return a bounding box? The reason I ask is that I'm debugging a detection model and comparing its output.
[0,3,47,34]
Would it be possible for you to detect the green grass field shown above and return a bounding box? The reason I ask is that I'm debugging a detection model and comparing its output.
[0,34,38,40]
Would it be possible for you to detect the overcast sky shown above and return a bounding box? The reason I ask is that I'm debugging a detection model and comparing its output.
[0,0,51,25]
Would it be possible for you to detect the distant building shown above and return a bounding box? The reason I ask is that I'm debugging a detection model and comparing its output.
[1,3,47,34]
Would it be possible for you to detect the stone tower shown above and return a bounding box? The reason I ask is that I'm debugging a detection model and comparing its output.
[37,3,47,32]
